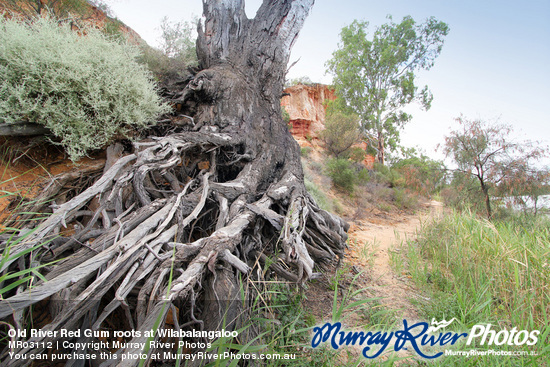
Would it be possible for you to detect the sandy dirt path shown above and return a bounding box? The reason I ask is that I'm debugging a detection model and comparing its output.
[346,200,445,321]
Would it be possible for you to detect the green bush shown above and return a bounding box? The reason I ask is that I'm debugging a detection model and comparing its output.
[325,158,356,193]
[348,146,366,163]
[392,154,446,196]
[442,171,486,213]
[140,17,198,81]
[373,162,405,188]
[320,107,361,158]
[304,177,332,212]
[393,187,418,210]
[0,16,170,160]
[357,167,370,185]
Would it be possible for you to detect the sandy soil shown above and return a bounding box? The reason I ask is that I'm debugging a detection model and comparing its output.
[304,200,446,364]
[346,200,445,321]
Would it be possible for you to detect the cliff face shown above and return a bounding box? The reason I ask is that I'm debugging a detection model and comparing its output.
[0,0,141,43]
[281,84,375,169]
[281,84,336,141]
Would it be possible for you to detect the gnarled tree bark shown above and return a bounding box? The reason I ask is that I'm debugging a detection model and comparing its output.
[0,1,348,365]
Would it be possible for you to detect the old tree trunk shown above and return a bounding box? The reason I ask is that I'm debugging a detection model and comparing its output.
[0,0,348,365]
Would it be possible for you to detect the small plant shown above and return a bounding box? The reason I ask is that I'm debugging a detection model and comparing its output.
[304,177,333,212]
[0,227,54,297]
[329,267,378,323]
[360,298,398,330]
[285,76,314,87]
[0,186,59,355]
[281,105,291,125]
[0,15,170,161]
[348,147,367,163]
[377,202,393,212]
[373,163,404,188]
[325,158,356,193]
[358,238,377,267]
[300,146,312,158]
[357,168,370,185]
[393,188,419,210]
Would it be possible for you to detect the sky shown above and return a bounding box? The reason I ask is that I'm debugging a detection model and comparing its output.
[104,0,550,163]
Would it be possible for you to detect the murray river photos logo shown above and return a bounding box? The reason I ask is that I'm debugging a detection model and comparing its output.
[310,318,540,359]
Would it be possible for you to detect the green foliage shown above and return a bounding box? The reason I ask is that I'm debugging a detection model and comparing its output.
[0,181,58,313]
[281,105,291,128]
[392,187,418,209]
[285,75,313,87]
[441,171,485,213]
[138,17,198,80]
[443,116,548,218]
[326,16,449,164]
[320,101,362,158]
[158,17,196,62]
[0,15,169,161]
[0,227,53,297]
[356,167,370,185]
[300,146,311,157]
[101,17,126,40]
[304,177,332,212]
[348,146,366,163]
[392,153,446,196]
[372,162,404,188]
[206,277,342,367]
[403,211,550,365]
[325,158,356,193]
[159,17,197,74]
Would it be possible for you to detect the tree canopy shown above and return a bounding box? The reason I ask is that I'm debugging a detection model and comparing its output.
[326,16,449,165]
[442,116,548,218]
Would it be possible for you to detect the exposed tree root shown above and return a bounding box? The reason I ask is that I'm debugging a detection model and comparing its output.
[0,131,347,366]
[0,1,348,365]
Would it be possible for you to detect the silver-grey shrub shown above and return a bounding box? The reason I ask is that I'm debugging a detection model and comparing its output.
[0,16,170,160]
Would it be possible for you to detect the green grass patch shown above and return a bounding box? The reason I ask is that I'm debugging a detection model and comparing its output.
[304,177,333,213]
[401,210,550,365]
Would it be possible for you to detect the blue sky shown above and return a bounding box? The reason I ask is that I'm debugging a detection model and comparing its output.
[106,0,550,163]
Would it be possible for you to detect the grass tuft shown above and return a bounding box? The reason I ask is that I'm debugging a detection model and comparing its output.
[402,210,550,365]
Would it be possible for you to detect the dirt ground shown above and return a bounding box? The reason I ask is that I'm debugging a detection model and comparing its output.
[1,145,446,364]
[347,200,445,319]
[0,153,105,225]
[304,200,446,363]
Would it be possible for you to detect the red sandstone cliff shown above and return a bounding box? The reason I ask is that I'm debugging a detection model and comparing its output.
[0,0,141,43]
[281,84,336,140]
[281,84,375,169]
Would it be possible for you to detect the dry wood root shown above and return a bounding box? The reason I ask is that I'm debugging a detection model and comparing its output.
[0,1,349,365]
[0,131,348,366]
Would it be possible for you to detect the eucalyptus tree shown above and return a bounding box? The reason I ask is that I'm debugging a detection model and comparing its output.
[326,16,449,164]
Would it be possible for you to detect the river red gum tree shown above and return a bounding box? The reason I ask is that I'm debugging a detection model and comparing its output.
[1,1,348,365]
